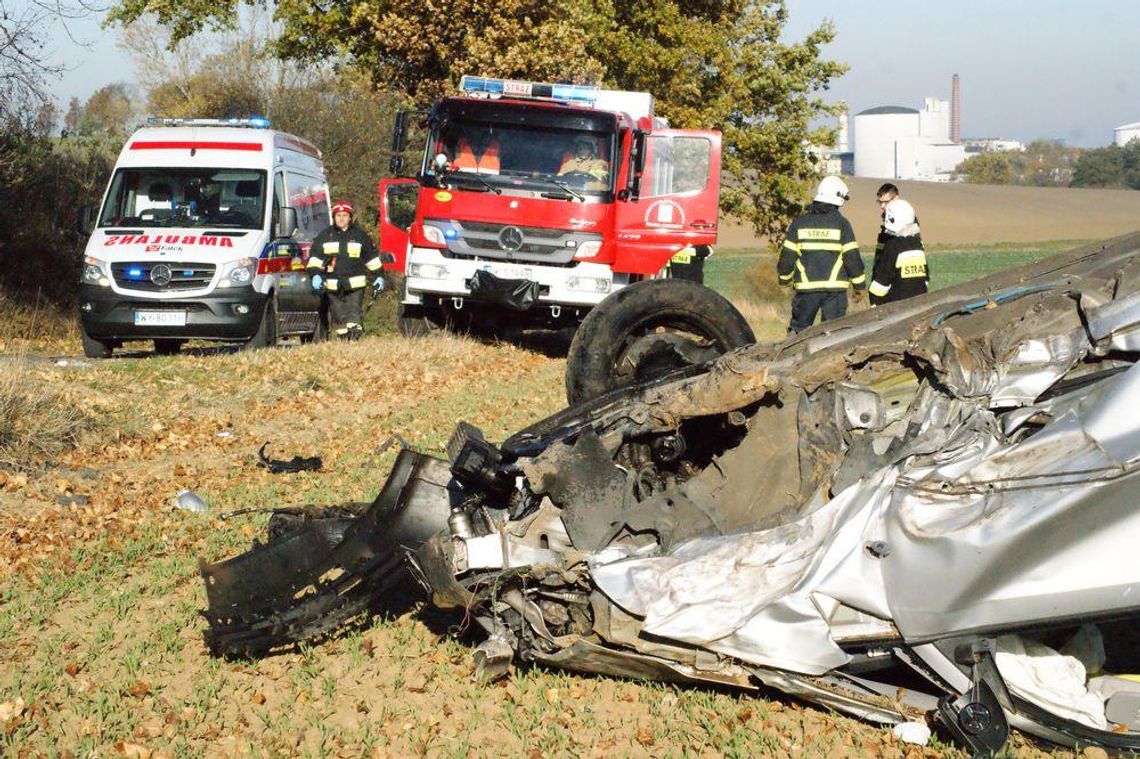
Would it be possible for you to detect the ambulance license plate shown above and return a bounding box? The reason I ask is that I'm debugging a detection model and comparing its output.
[134,311,186,327]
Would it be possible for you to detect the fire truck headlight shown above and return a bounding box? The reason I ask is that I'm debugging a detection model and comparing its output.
[422,225,447,246]
[567,275,611,294]
[574,241,602,259]
[220,258,256,287]
[409,263,450,280]
[82,257,110,287]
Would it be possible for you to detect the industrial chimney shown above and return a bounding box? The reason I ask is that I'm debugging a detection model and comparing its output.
[951,74,961,143]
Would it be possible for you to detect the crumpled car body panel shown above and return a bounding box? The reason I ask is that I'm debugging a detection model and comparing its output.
[205,233,1140,752]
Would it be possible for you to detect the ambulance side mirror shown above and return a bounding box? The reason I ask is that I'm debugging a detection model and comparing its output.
[276,207,298,239]
[78,204,98,236]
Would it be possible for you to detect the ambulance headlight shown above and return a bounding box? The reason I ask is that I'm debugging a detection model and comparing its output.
[82,257,110,287]
[220,258,256,287]
[409,263,450,280]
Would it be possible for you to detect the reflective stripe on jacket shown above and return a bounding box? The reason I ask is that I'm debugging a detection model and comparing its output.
[869,233,928,305]
[307,223,382,291]
[776,202,865,291]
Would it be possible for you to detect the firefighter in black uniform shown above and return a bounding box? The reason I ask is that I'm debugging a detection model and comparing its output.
[777,176,866,333]
[869,198,928,305]
[874,182,899,260]
[307,201,384,340]
[667,245,712,283]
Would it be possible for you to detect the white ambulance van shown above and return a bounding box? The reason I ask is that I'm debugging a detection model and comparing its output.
[79,118,331,357]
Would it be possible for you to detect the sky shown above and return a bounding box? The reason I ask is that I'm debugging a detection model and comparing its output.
[30,0,1140,148]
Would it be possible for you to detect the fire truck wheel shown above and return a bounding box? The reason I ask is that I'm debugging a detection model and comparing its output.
[81,329,113,359]
[153,339,184,355]
[245,295,277,350]
[397,304,443,338]
[565,279,755,405]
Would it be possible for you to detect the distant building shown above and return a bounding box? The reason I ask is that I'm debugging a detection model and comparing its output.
[962,138,1026,153]
[1115,122,1140,147]
[853,99,966,181]
[806,106,854,177]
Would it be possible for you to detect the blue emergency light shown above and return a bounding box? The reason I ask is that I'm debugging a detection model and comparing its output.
[444,228,458,240]
[460,76,598,106]
[127,266,144,279]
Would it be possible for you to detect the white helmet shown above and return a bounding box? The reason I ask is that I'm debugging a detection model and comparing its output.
[883,198,917,235]
[813,176,850,206]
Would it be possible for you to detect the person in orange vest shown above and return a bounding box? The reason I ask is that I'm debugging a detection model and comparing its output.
[453,130,500,174]
[558,137,609,183]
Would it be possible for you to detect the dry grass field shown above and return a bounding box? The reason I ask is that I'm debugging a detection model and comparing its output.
[719,176,1140,249]
[3,181,1135,757]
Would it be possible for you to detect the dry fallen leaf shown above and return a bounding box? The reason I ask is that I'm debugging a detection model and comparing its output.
[115,742,152,758]
[128,680,151,699]
[250,692,266,706]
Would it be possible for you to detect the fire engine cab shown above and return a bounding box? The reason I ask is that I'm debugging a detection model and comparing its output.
[379,76,721,335]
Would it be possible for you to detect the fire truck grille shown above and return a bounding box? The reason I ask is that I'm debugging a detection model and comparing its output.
[111,262,217,292]
[428,219,601,266]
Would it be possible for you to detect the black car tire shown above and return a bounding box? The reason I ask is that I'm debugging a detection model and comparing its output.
[396,303,442,338]
[81,329,113,359]
[153,339,184,355]
[244,295,277,350]
[565,279,755,405]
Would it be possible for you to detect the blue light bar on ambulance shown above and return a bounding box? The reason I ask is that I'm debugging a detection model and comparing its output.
[460,76,599,106]
[145,116,272,129]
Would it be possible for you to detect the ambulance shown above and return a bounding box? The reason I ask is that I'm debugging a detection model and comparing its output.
[79,118,331,357]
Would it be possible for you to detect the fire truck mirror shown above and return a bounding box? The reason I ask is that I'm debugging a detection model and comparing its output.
[626,130,647,200]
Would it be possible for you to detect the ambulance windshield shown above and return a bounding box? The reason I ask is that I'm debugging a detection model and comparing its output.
[99,169,267,229]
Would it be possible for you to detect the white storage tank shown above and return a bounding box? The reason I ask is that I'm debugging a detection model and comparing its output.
[1115,122,1140,147]
[854,106,920,178]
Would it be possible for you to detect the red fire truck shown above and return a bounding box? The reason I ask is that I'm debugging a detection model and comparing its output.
[378,76,725,337]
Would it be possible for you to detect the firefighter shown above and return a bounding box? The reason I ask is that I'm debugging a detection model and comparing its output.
[776,176,866,334]
[869,198,928,306]
[558,137,609,182]
[307,201,384,340]
[874,182,899,258]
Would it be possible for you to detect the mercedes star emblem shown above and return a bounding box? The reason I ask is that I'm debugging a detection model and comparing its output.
[498,226,524,253]
[150,264,173,287]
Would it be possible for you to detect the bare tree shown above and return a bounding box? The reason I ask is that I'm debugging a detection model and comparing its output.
[1,0,105,119]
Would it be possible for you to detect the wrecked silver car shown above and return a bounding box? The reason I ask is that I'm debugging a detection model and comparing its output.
[203,233,1140,753]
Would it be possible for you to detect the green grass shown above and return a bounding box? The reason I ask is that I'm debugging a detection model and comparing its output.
[703,241,1084,337]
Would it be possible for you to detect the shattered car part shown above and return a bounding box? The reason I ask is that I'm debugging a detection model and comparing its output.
[203,234,1140,751]
[201,450,454,657]
[257,442,322,473]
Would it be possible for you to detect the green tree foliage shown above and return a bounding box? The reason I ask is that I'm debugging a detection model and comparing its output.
[954,140,1081,187]
[0,119,119,306]
[77,83,137,136]
[956,152,1014,185]
[107,0,846,239]
[1070,142,1140,189]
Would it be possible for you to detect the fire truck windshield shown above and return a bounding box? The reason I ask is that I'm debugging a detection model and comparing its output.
[431,117,616,196]
[98,168,267,229]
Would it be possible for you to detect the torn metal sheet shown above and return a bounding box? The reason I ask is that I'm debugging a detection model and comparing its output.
[202,233,1140,752]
